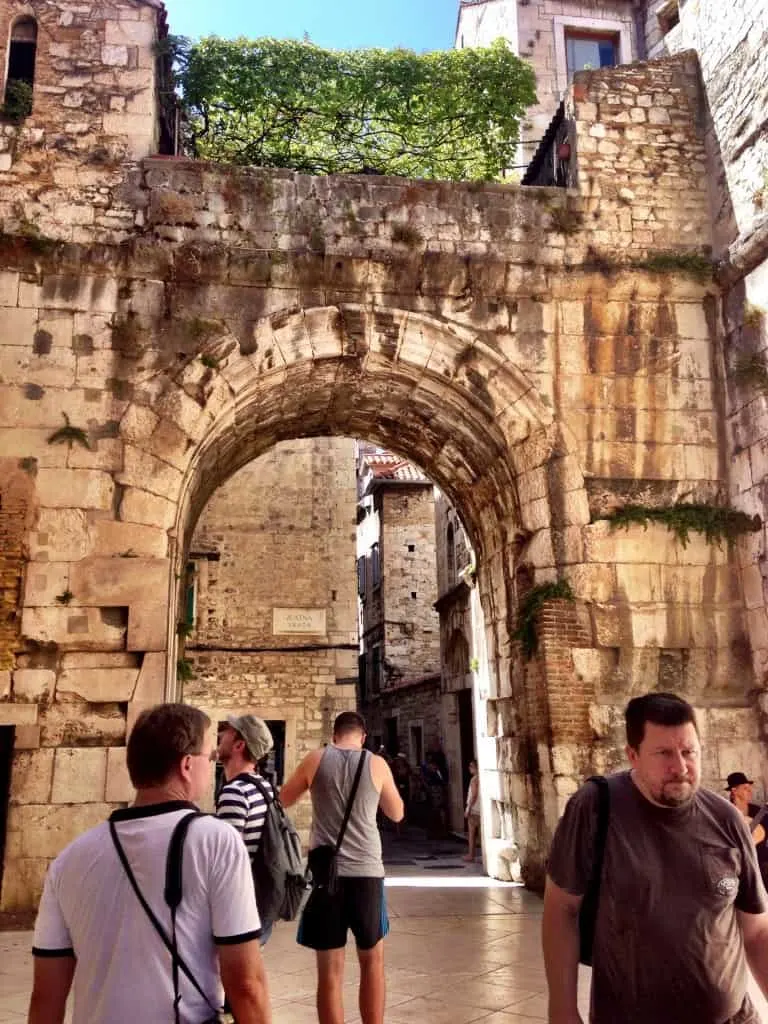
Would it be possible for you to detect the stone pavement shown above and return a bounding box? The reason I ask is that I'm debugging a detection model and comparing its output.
[2,831,767,1023]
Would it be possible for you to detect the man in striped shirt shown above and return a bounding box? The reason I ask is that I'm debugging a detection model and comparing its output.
[216,714,275,942]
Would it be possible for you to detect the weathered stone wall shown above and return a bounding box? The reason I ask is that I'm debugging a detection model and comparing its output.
[380,487,441,684]
[571,51,711,255]
[644,0,768,246]
[178,437,358,836]
[0,0,161,240]
[0,51,761,904]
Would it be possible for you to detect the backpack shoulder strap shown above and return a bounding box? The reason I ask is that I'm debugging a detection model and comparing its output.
[164,810,206,909]
[587,775,610,871]
[251,775,275,807]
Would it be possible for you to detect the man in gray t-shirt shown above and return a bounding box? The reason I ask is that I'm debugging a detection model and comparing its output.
[281,711,404,1024]
[543,692,768,1024]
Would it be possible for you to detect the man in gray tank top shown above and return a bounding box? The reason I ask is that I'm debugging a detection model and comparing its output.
[280,711,404,1024]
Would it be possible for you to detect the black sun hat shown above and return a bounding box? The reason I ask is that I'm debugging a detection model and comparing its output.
[725,771,754,790]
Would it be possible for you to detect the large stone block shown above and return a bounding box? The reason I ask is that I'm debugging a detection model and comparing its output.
[106,747,134,803]
[0,705,38,726]
[6,803,116,860]
[10,749,54,804]
[0,857,51,912]
[12,669,55,703]
[23,564,71,607]
[56,667,139,703]
[69,557,170,607]
[127,603,167,652]
[21,607,127,651]
[51,748,107,804]
[36,469,114,510]
[133,652,167,703]
[120,487,177,529]
[29,509,91,562]
[0,671,9,700]
[93,520,169,558]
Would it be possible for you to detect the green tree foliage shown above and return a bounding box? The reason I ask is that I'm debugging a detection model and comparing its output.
[178,37,536,180]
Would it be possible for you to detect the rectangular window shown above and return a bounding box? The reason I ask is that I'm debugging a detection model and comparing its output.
[371,543,381,588]
[565,32,618,80]
[357,555,367,597]
[409,723,423,766]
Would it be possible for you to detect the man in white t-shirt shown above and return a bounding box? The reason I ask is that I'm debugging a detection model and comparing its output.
[28,703,272,1024]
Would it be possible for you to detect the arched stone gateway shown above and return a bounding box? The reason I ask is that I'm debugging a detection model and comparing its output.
[0,43,765,909]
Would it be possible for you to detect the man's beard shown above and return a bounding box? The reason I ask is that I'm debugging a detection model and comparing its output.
[657,779,695,807]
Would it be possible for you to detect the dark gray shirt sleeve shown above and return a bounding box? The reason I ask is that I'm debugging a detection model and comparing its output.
[732,809,768,915]
[546,781,599,896]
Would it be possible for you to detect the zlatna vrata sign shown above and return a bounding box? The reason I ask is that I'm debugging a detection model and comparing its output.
[272,609,328,636]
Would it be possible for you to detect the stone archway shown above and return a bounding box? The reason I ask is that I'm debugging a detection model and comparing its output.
[112,303,590,884]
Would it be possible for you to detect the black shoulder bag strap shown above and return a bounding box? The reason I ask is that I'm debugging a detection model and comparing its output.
[109,813,220,1023]
[336,749,368,856]
[578,775,610,966]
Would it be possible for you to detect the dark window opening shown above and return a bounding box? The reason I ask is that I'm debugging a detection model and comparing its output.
[411,591,417,599]
[0,727,15,896]
[407,544,415,553]
[357,555,367,597]
[371,543,381,588]
[447,523,456,586]
[565,32,618,81]
[372,645,381,695]
[4,18,37,118]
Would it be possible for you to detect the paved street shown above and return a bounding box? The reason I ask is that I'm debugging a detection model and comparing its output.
[1,830,767,1023]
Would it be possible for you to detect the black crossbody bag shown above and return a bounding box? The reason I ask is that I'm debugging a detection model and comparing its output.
[307,749,368,894]
[109,813,225,1024]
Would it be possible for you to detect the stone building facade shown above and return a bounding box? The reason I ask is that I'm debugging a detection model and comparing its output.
[357,449,442,766]
[181,437,358,836]
[0,0,766,908]
[434,492,478,833]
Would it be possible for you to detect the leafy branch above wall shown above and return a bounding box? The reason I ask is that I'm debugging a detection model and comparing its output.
[606,502,761,549]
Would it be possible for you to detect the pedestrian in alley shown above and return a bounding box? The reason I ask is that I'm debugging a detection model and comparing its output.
[727,770,768,888]
[28,703,271,1024]
[216,714,276,943]
[279,710,404,1024]
[543,692,768,1024]
[463,759,481,862]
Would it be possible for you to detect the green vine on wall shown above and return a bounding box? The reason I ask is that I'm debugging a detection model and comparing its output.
[607,502,761,548]
[177,658,195,682]
[514,579,575,660]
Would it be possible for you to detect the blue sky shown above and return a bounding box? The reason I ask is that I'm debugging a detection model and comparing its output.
[162,0,455,51]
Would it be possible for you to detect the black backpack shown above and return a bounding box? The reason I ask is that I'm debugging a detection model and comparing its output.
[250,777,308,927]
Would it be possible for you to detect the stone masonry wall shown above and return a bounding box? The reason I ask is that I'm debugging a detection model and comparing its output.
[0,50,759,902]
[0,0,161,241]
[380,487,441,684]
[181,437,359,839]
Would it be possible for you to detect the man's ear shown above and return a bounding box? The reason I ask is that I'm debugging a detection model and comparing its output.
[625,743,638,767]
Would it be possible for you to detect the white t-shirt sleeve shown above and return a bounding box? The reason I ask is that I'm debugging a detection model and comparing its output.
[32,862,74,956]
[207,822,262,944]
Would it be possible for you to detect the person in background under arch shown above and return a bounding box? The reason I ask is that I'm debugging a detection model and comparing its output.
[726,771,768,887]
[463,759,481,862]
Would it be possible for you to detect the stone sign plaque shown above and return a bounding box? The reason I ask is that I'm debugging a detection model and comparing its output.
[273,607,327,635]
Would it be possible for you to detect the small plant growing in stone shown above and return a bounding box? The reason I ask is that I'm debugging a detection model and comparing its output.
[177,658,195,681]
[744,303,765,330]
[391,223,422,248]
[177,621,194,637]
[633,250,712,284]
[47,413,92,451]
[200,353,220,370]
[19,456,37,475]
[607,502,761,549]
[187,317,221,344]
[732,352,768,395]
[55,590,74,606]
[548,205,584,236]
[111,315,144,356]
[1,80,33,121]
[514,579,575,660]
[469,656,480,673]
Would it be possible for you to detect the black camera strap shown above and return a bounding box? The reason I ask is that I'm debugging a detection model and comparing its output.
[109,813,220,1023]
